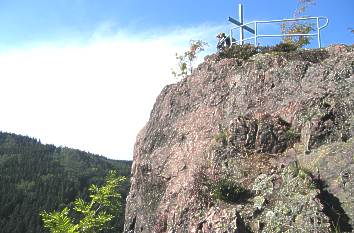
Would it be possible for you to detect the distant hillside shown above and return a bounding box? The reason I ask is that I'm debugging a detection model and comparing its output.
[0,131,132,233]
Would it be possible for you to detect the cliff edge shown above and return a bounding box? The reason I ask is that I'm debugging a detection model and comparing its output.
[124,45,354,232]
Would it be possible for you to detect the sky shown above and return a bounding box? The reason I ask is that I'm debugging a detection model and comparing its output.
[0,0,353,161]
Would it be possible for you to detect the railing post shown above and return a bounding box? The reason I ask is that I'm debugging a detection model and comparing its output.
[230,29,233,47]
[254,21,258,46]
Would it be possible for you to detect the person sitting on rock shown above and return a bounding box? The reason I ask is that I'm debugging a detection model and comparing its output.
[216,32,231,51]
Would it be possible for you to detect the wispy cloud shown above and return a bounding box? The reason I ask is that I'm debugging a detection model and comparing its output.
[0,23,225,160]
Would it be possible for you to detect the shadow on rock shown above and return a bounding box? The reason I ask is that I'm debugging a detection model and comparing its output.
[315,179,353,232]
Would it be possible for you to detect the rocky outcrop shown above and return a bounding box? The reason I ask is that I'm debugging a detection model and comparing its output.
[124,45,354,232]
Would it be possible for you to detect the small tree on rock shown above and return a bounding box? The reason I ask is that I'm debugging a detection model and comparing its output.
[172,40,208,79]
[281,0,316,47]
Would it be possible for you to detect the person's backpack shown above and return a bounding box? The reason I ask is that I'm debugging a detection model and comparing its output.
[217,37,227,50]
[217,36,234,51]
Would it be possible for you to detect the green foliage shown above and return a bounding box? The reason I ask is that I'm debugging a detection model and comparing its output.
[281,22,314,48]
[219,44,258,60]
[218,43,329,64]
[214,129,229,146]
[209,178,249,203]
[218,43,296,60]
[172,40,208,78]
[41,171,126,233]
[0,132,131,233]
[297,167,313,181]
[281,0,316,47]
[287,161,314,187]
[285,128,300,143]
[40,208,77,233]
[263,42,299,53]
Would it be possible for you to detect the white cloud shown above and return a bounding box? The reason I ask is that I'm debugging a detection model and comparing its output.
[0,24,225,160]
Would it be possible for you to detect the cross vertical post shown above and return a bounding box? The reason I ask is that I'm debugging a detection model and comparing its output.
[316,17,321,48]
[239,4,244,45]
[229,3,254,45]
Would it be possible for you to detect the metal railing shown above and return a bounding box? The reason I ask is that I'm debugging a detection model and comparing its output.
[230,16,329,48]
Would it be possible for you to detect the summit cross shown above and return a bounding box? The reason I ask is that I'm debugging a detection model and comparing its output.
[228,4,255,45]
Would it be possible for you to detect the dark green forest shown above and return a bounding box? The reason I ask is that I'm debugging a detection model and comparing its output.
[0,131,132,233]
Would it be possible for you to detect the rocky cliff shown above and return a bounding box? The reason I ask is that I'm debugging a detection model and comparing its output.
[124,45,354,233]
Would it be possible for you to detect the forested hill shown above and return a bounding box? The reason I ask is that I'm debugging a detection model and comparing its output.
[0,131,132,233]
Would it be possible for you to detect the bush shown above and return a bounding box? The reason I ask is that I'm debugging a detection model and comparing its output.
[281,23,314,48]
[262,43,299,53]
[209,179,250,203]
[218,43,299,61]
[214,129,229,146]
[217,43,329,64]
[219,44,258,60]
[285,128,300,143]
[280,0,315,47]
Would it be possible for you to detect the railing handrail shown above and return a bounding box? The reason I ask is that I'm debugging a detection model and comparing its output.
[229,16,329,48]
[239,16,328,26]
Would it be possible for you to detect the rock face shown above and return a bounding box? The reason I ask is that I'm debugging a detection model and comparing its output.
[124,45,354,232]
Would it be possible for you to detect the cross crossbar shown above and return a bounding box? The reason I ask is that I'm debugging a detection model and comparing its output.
[228,17,255,34]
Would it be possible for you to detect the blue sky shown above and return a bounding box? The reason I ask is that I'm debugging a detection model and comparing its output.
[0,1,352,160]
[0,0,353,50]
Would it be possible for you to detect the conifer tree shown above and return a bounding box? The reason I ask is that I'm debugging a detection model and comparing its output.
[40,171,126,233]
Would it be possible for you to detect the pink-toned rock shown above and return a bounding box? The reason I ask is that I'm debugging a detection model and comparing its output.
[124,45,354,232]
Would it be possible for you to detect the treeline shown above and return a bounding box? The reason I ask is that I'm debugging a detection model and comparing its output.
[0,132,132,233]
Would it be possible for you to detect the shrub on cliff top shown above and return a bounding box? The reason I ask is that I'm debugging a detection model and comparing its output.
[218,43,329,64]
[219,44,258,60]
[218,43,300,60]
[262,42,299,53]
[209,178,250,203]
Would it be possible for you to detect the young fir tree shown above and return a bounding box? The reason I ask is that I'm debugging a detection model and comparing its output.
[40,171,126,233]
